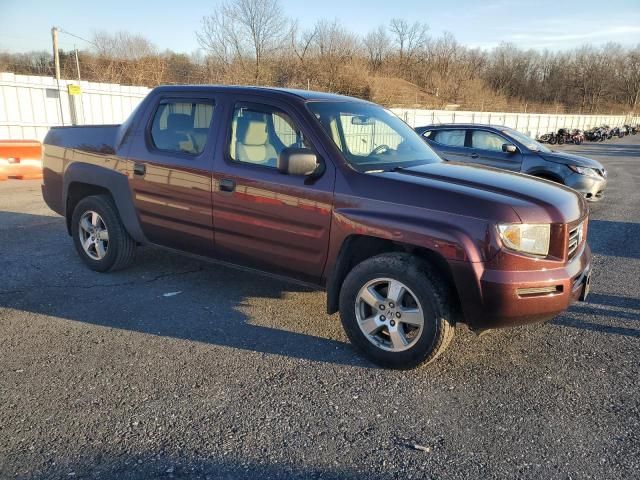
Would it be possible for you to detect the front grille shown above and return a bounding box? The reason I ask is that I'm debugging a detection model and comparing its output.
[567,222,583,259]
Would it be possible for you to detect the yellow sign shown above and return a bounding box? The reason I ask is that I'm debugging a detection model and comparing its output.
[67,84,82,96]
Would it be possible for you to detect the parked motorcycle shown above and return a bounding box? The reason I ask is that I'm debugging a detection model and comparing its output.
[556,128,570,145]
[537,132,558,144]
[584,128,603,142]
[611,126,624,138]
[570,129,585,145]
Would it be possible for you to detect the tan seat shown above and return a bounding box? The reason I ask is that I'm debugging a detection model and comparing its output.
[235,112,277,166]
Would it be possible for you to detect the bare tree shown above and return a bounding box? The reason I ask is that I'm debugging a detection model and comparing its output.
[4,18,639,114]
[290,21,316,65]
[197,0,290,82]
[618,46,640,111]
[363,25,390,71]
[388,18,429,61]
[90,31,165,85]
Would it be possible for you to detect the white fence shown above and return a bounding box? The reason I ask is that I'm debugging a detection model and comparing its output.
[393,109,639,139]
[0,73,150,141]
[0,72,638,142]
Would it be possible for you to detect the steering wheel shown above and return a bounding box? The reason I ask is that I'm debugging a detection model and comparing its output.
[370,144,391,155]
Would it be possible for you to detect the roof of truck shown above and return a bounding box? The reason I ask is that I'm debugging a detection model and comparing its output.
[152,85,370,103]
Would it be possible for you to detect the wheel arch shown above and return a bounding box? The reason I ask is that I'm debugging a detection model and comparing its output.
[527,170,565,184]
[326,234,461,318]
[63,163,146,243]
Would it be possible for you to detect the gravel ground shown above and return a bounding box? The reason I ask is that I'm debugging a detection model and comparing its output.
[0,137,638,480]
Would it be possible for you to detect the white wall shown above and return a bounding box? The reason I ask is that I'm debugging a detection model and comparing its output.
[0,73,150,141]
[0,72,638,142]
[391,108,639,139]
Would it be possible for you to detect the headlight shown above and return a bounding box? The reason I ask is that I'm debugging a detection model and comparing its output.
[568,165,600,178]
[498,223,550,256]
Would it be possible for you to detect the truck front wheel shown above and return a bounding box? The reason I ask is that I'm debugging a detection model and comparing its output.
[71,194,136,272]
[339,253,456,369]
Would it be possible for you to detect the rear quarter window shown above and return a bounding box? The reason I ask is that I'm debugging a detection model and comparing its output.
[150,100,214,155]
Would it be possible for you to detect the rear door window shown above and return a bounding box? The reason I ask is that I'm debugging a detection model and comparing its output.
[432,129,466,147]
[150,100,214,155]
[471,130,507,152]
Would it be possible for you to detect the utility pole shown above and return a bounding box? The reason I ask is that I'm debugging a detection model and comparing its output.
[51,26,64,125]
[51,27,60,81]
[74,48,81,82]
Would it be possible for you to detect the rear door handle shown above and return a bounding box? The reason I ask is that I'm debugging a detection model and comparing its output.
[133,163,146,176]
[219,178,236,192]
[470,153,479,159]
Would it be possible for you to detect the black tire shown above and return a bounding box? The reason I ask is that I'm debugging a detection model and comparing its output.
[71,194,136,272]
[549,136,557,145]
[339,252,456,369]
[558,136,565,145]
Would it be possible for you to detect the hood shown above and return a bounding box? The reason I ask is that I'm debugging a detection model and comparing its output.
[378,162,586,224]
[539,150,603,169]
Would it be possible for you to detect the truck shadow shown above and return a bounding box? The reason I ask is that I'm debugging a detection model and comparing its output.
[16,450,391,480]
[552,316,640,338]
[552,293,640,338]
[0,211,370,368]
[586,219,640,260]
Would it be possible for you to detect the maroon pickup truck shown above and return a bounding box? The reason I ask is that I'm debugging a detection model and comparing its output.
[41,86,592,369]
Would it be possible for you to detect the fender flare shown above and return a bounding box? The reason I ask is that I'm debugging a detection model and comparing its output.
[63,162,147,243]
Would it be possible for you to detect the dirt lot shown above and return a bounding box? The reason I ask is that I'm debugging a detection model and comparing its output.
[1,137,639,479]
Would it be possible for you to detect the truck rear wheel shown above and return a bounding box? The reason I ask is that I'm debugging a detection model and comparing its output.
[71,194,136,272]
[339,252,455,369]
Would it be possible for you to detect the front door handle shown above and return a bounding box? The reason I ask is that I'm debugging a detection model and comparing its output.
[470,153,479,159]
[133,162,146,176]
[219,178,236,192]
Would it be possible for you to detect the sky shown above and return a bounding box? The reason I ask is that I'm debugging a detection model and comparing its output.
[1,0,640,54]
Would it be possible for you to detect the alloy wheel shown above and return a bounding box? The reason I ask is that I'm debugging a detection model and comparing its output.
[79,210,109,260]
[355,278,425,352]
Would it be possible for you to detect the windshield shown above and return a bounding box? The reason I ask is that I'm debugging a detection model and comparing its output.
[307,101,442,171]
[502,128,551,154]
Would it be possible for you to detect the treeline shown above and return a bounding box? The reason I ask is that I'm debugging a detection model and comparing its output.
[1,0,639,114]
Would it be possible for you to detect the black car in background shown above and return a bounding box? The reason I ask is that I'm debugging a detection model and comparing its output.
[416,124,607,201]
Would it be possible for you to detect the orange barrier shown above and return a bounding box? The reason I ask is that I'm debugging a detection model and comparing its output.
[0,140,43,180]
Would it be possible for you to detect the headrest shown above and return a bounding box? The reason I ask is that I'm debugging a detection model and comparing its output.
[236,112,268,146]
[167,113,192,132]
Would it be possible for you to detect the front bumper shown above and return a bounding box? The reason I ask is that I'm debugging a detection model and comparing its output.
[565,172,607,202]
[450,242,592,330]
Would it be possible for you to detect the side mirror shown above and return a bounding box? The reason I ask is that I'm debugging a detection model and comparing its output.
[277,147,321,177]
[502,144,517,154]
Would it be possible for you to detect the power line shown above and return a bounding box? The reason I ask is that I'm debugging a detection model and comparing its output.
[57,28,98,49]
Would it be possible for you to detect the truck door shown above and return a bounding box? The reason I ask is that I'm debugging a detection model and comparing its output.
[127,95,218,256]
[211,99,335,283]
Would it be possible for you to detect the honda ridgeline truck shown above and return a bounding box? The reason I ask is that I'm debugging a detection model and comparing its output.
[41,86,592,369]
